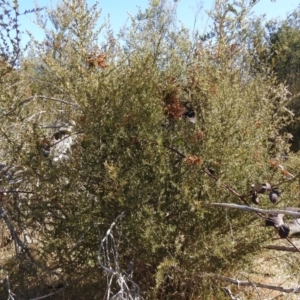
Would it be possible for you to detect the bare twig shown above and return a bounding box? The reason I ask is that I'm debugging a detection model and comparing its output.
[21,95,79,108]
[27,75,69,95]
[69,226,91,252]
[199,273,300,293]
[202,168,253,208]
[4,95,80,116]
[272,169,300,187]
[285,236,300,253]
[164,145,186,158]
[264,245,300,252]
[4,190,35,194]
[222,287,242,300]
[98,212,140,300]
[29,287,65,300]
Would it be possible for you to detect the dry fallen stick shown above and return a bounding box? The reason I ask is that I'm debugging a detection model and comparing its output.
[199,273,300,293]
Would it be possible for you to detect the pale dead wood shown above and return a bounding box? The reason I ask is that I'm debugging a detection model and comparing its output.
[98,212,140,300]
[210,203,300,218]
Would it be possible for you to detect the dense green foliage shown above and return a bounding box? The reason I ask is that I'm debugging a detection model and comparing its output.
[1,0,300,299]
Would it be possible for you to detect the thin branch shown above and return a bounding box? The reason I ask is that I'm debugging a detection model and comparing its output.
[264,245,300,252]
[199,273,300,293]
[273,170,300,188]
[202,168,252,207]
[210,203,300,218]
[164,145,186,158]
[5,190,35,194]
[24,95,79,108]
[27,74,69,95]
[29,287,65,300]
[285,237,300,253]
[98,212,140,300]
[69,226,91,252]
[238,273,263,300]
[5,95,80,116]
[98,212,125,275]
[222,287,241,300]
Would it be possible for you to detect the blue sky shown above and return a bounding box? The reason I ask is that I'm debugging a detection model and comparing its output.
[17,0,300,45]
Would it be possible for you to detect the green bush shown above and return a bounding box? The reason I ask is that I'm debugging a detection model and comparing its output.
[0,0,298,299]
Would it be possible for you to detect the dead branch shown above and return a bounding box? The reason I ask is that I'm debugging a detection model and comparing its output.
[264,245,300,252]
[98,212,140,300]
[0,205,67,298]
[210,203,300,218]
[199,273,300,293]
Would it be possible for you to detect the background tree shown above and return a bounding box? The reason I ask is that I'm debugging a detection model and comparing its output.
[265,8,300,151]
[248,6,300,152]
